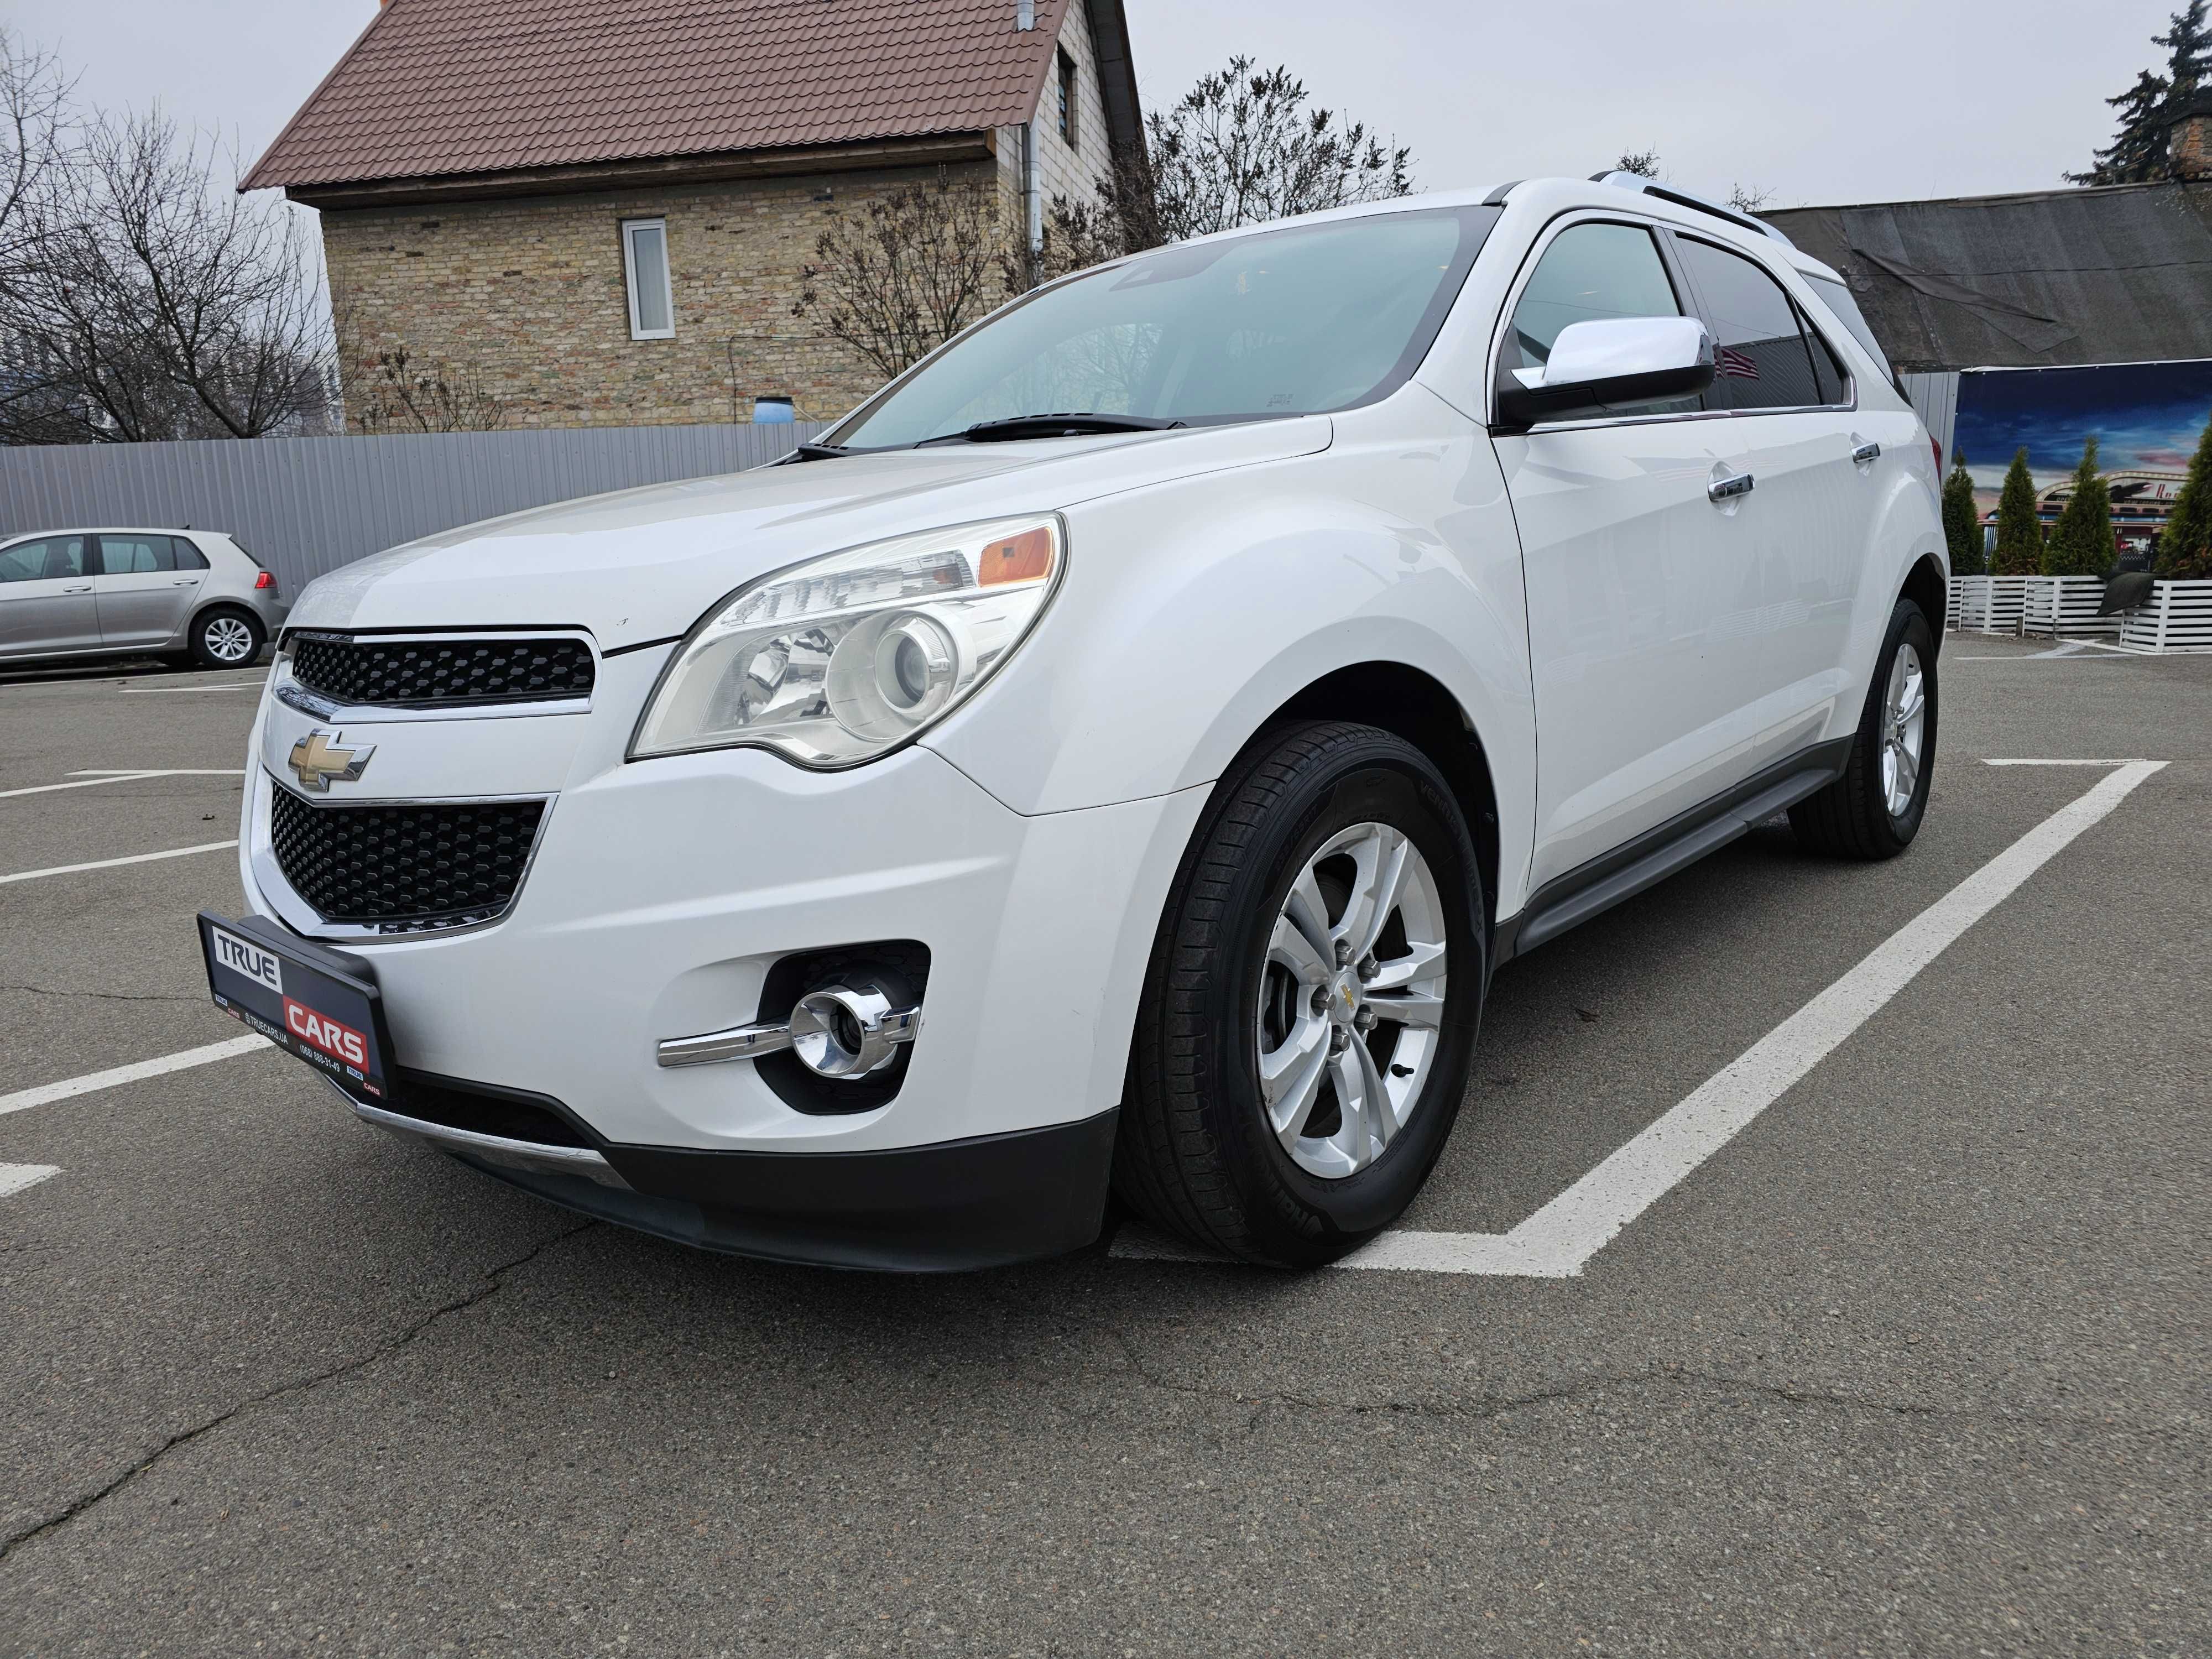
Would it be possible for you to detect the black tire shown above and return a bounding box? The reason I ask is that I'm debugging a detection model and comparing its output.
[187,606,264,670]
[1789,597,1937,859]
[1113,721,1488,1267]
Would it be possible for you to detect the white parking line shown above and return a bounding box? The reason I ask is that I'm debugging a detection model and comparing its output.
[0,1035,270,1118]
[0,769,242,801]
[0,1164,60,1198]
[118,680,266,695]
[1983,758,2143,766]
[0,839,239,885]
[1117,759,2168,1277]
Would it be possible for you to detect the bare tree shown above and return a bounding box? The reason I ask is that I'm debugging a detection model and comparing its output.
[2,51,336,445]
[1727,182,1776,213]
[0,33,79,431]
[1,33,71,288]
[1613,148,1662,179]
[791,170,1014,380]
[1044,58,1415,274]
[350,342,507,434]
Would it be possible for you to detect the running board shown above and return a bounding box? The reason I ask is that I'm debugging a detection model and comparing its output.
[1494,739,1852,966]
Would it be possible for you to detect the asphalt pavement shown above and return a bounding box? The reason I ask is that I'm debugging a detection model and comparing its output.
[0,637,2205,1656]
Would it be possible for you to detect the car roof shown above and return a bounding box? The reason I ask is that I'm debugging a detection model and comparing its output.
[0,528,231,542]
[1147,175,1846,285]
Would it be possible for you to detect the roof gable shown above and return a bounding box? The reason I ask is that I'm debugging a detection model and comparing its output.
[246,0,1136,194]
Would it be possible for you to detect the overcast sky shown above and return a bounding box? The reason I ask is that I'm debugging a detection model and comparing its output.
[4,0,2182,209]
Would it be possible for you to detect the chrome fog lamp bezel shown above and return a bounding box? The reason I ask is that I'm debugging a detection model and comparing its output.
[627,514,1066,772]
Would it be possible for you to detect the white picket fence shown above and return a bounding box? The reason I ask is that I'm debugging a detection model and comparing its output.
[1949,572,2212,654]
[2022,575,2123,639]
[1951,575,2029,635]
[2115,580,2212,654]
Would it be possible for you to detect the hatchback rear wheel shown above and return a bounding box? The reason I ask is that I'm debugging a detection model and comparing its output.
[189,607,263,670]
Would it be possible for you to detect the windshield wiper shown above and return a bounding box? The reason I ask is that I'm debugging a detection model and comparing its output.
[916,413,1184,447]
[781,442,853,463]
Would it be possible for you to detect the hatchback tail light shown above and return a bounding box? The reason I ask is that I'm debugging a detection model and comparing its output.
[1931,435,1942,472]
[254,570,276,591]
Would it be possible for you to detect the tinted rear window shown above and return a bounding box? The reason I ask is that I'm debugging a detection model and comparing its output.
[1805,275,1897,385]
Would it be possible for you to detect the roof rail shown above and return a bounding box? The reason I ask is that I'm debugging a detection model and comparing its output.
[1588,171,1794,248]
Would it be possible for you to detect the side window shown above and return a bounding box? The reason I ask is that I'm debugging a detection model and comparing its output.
[1804,274,1897,389]
[0,537,87,582]
[173,536,211,571]
[97,534,179,575]
[622,218,674,340]
[1672,238,1824,412]
[1499,222,1682,382]
[1800,310,1851,405]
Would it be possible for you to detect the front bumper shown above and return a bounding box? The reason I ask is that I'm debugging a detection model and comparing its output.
[336,1078,1118,1271]
[241,652,1206,1264]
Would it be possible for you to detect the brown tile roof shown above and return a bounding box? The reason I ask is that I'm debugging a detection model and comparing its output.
[246,0,1089,191]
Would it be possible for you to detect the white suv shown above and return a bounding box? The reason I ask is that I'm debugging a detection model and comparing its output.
[199,175,1945,1271]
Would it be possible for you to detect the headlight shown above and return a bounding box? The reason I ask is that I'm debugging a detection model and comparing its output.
[630,514,1065,769]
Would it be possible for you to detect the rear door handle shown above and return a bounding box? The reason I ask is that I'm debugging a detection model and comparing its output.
[1708,471,1755,503]
[1853,441,1881,465]
[62,584,93,593]
[172,578,197,586]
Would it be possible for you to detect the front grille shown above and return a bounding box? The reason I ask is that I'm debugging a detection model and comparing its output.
[289,633,594,708]
[271,787,546,928]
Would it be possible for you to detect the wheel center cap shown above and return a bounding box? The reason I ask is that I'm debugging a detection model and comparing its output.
[1328,969,1363,1026]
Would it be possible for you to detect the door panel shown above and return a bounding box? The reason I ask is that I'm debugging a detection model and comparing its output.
[95,534,204,648]
[1666,236,1875,762]
[1491,216,1778,892]
[1503,424,1771,890]
[0,536,100,658]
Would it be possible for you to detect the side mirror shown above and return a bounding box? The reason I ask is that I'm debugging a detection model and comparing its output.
[1496,316,1715,430]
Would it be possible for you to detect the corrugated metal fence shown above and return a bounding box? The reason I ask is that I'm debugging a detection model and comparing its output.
[1901,372,1959,468]
[0,422,826,598]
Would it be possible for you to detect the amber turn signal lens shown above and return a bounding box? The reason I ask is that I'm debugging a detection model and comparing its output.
[977,526,1053,586]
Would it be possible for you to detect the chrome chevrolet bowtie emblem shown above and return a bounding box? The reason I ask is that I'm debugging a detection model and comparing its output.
[288,730,374,792]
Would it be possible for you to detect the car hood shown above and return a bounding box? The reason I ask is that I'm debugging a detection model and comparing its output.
[286,418,1333,650]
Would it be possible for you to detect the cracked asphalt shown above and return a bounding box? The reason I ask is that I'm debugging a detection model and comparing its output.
[1,639,2206,1657]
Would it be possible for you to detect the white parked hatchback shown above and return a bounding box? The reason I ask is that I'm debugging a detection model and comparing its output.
[199,175,1945,1270]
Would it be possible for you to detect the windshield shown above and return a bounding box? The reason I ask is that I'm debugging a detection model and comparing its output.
[828,205,1500,450]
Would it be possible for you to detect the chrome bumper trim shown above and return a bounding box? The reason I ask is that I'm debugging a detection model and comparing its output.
[332,1083,631,1190]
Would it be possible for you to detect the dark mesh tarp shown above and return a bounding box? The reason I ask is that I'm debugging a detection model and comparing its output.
[1766,182,2212,373]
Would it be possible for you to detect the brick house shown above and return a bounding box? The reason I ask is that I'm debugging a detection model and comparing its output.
[245,0,1141,430]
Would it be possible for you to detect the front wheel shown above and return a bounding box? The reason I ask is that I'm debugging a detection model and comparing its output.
[1790,597,1937,859]
[1114,722,1487,1267]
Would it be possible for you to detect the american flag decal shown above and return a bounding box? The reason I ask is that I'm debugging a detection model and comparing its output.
[1715,346,1761,379]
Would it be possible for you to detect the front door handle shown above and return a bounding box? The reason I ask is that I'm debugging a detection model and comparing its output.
[1853,441,1881,465]
[62,584,92,593]
[1708,471,1755,503]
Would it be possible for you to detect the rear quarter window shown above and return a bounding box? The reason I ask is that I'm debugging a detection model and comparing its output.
[1804,274,1898,389]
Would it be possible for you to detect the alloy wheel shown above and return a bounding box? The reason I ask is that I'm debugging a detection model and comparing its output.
[1881,641,1926,818]
[204,616,255,664]
[1255,821,1449,1180]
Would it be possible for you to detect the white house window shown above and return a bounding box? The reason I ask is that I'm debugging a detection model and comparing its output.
[622,218,674,340]
[1057,48,1077,146]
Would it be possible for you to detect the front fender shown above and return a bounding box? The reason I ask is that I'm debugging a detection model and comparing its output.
[925,397,1539,915]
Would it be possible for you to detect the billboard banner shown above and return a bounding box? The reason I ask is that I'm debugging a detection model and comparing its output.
[1953,361,2212,563]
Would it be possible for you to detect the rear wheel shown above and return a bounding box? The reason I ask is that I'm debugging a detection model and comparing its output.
[188,607,263,670]
[1114,722,1486,1266]
[1790,598,1937,859]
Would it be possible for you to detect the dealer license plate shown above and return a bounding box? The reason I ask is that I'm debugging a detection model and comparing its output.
[197,911,394,1106]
